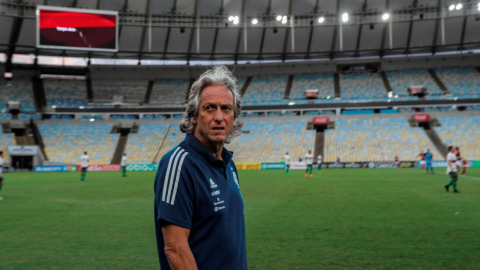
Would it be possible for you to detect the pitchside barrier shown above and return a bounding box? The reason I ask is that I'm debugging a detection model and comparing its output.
[33,161,480,172]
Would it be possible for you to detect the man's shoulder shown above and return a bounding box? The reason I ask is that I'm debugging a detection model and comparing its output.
[159,142,197,168]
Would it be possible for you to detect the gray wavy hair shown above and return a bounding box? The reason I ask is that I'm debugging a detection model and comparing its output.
[179,66,242,144]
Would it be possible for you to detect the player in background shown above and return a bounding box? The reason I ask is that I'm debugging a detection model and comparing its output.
[0,151,4,200]
[284,152,290,174]
[445,146,460,193]
[417,150,426,170]
[425,149,434,174]
[317,154,322,171]
[80,151,89,181]
[121,153,127,177]
[305,150,314,177]
[394,155,400,168]
[456,147,467,175]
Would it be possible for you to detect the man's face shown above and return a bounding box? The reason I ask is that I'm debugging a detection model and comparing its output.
[193,85,235,145]
[451,147,456,153]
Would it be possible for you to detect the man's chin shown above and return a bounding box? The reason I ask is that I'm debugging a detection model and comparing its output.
[208,134,227,143]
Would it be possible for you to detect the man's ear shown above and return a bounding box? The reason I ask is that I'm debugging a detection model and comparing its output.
[191,115,197,125]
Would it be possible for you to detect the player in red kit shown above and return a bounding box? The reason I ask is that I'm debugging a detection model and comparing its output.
[456,147,467,175]
[417,151,426,170]
[394,155,400,168]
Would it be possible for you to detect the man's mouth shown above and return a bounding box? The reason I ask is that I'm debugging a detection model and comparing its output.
[212,127,225,131]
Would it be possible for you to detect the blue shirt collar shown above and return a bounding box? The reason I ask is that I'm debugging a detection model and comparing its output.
[185,134,233,167]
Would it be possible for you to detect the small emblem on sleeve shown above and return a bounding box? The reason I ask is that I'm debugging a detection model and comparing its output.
[211,190,220,196]
[209,178,217,188]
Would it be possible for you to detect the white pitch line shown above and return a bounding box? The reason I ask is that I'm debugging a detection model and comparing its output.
[462,175,480,182]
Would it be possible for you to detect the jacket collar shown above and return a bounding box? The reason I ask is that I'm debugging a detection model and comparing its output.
[186,134,233,167]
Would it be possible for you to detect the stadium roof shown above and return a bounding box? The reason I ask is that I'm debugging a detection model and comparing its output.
[1,0,480,65]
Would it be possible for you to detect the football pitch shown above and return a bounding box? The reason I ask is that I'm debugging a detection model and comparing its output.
[1,168,480,270]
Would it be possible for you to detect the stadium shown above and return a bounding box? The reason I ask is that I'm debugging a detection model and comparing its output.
[1,0,480,269]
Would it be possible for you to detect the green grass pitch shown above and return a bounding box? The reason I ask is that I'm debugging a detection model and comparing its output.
[1,168,480,269]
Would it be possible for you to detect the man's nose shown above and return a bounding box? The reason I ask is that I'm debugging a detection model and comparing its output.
[214,108,224,122]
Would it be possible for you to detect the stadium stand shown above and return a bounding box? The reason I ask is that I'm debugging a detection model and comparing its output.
[242,75,288,105]
[435,116,480,159]
[289,73,335,100]
[43,79,89,108]
[150,78,190,105]
[0,113,12,120]
[0,125,16,164]
[236,77,246,92]
[324,118,441,162]
[18,113,42,121]
[124,123,170,164]
[227,121,315,162]
[0,77,36,112]
[340,72,387,101]
[92,79,148,103]
[386,69,443,96]
[154,125,186,163]
[434,66,480,98]
[38,124,119,164]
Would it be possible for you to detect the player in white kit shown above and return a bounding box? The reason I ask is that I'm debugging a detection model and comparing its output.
[80,151,89,181]
[121,153,127,177]
[305,150,314,177]
[445,146,460,193]
[284,152,291,174]
[0,151,4,200]
[317,154,322,171]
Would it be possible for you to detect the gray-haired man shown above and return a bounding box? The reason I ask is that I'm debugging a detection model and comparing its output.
[154,66,247,270]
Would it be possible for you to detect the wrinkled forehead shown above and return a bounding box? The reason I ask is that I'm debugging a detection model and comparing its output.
[199,84,234,105]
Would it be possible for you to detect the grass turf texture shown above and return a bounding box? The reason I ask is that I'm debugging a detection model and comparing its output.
[1,169,480,269]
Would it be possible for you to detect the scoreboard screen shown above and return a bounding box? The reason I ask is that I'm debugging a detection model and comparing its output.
[37,5,118,52]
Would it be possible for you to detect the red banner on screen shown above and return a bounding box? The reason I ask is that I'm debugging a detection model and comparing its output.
[78,164,121,172]
[313,116,329,125]
[413,113,430,122]
[38,9,117,50]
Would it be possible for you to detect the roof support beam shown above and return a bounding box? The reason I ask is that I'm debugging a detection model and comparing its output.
[258,0,272,60]
[137,0,152,63]
[330,0,341,60]
[379,0,389,57]
[431,0,441,54]
[354,0,368,57]
[210,0,225,60]
[186,0,199,63]
[234,0,248,64]
[162,0,177,59]
[72,0,77,7]
[305,0,319,59]
[5,0,24,72]
[118,0,129,40]
[281,0,294,62]
[458,7,468,51]
[96,0,102,9]
[404,0,418,55]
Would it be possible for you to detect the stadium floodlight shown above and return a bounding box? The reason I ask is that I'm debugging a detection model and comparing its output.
[456,3,462,10]
[318,17,325,23]
[228,16,234,21]
[478,2,480,10]
[89,118,94,122]
[449,4,455,10]
[276,15,282,21]
[288,102,295,105]
[382,13,389,20]
[342,13,348,22]
[252,18,258,25]
[233,16,239,25]
[282,16,288,24]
